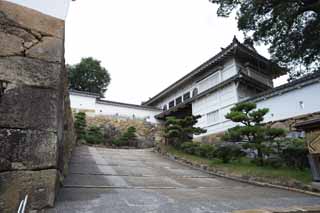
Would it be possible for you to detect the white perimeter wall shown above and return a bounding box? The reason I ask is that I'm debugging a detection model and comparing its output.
[193,81,320,138]
[70,94,96,111]
[257,82,320,123]
[95,103,160,123]
[69,94,161,123]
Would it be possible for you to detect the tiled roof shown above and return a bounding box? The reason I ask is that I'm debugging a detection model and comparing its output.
[143,37,284,106]
[69,89,101,98]
[96,99,161,111]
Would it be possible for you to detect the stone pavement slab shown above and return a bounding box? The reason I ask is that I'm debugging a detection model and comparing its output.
[47,146,320,213]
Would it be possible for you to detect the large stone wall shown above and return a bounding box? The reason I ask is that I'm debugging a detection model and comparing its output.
[0,2,75,212]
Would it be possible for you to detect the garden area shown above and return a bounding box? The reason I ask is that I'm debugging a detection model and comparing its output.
[159,102,314,188]
[73,111,158,148]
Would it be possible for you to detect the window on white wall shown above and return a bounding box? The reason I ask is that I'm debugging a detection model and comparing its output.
[192,88,198,97]
[169,100,175,108]
[176,96,182,105]
[183,92,191,101]
[299,101,304,109]
[207,110,219,124]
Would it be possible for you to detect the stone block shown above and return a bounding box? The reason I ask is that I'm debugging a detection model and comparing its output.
[61,91,76,176]
[26,37,63,63]
[0,129,58,171]
[0,85,59,130]
[0,1,64,38]
[0,56,61,89]
[0,24,38,43]
[0,169,58,213]
[0,31,24,56]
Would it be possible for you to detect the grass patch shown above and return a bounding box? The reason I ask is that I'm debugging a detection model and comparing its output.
[163,145,312,184]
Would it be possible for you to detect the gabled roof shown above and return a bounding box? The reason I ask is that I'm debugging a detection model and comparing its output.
[143,37,285,106]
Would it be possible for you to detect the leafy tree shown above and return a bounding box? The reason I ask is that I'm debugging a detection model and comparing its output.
[163,115,207,147]
[68,57,111,96]
[74,112,87,141]
[223,102,285,166]
[210,0,320,79]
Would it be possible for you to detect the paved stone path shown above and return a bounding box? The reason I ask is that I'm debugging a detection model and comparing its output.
[48,146,320,213]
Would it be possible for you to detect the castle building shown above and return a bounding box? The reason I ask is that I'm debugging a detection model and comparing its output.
[70,37,320,140]
[142,37,320,139]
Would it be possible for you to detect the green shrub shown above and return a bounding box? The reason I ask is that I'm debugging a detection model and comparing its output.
[74,112,87,141]
[112,126,137,147]
[180,142,200,155]
[281,139,309,170]
[85,125,104,144]
[264,157,283,168]
[215,144,245,163]
[194,143,216,159]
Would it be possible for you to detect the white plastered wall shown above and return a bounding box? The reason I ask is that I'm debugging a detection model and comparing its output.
[95,102,161,123]
[69,93,161,123]
[192,82,238,137]
[256,82,320,123]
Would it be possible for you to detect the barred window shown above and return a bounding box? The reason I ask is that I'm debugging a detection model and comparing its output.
[176,96,182,105]
[169,100,175,108]
[183,92,190,101]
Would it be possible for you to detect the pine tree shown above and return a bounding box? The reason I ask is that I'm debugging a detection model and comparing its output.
[223,102,286,166]
[163,115,207,147]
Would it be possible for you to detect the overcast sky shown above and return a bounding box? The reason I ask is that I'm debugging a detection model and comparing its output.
[65,0,287,104]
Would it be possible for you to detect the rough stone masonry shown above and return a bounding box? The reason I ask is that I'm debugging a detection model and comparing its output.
[0,1,76,212]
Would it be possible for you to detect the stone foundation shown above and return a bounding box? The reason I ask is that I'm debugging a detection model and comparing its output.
[86,115,162,148]
[0,2,75,212]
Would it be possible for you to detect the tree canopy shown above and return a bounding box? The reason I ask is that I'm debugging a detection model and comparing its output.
[163,115,207,147]
[68,57,111,96]
[223,102,286,165]
[210,0,320,79]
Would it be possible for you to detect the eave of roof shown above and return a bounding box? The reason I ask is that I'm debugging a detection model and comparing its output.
[69,89,101,98]
[144,37,284,106]
[96,99,161,111]
[295,118,320,131]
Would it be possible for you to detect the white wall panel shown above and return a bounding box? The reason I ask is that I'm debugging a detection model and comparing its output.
[256,82,320,123]
[69,94,161,123]
[95,103,160,123]
[192,82,238,135]
[70,95,96,111]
